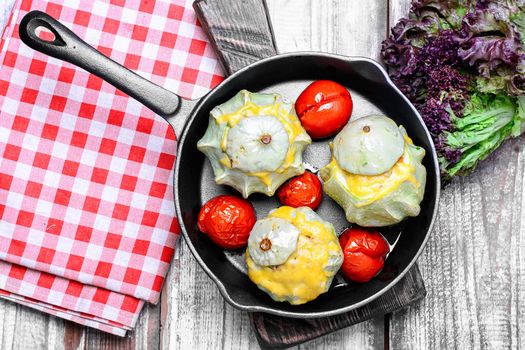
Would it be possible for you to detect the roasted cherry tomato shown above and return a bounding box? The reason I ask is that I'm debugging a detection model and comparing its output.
[277,171,323,210]
[198,195,256,250]
[295,80,353,139]
[339,227,389,283]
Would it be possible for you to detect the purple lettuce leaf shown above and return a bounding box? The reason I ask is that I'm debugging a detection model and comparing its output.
[411,0,476,28]
[459,11,523,77]
[381,0,525,178]
[476,0,525,19]
[419,29,463,69]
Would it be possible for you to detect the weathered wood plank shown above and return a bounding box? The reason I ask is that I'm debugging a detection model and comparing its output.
[160,237,230,350]
[0,295,160,350]
[387,1,525,349]
[80,303,160,350]
[0,0,15,28]
[0,299,66,350]
[267,0,388,61]
[390,138,525,350]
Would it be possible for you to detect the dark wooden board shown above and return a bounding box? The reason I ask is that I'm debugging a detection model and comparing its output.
[193,0,278,75]
[251,266,425,349]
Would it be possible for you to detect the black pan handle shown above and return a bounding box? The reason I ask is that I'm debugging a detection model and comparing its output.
[19,11,180,118]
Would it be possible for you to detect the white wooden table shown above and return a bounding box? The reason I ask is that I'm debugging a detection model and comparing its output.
[0,0,524,349]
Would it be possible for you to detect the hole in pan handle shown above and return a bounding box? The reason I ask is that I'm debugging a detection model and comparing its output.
[19,10,180,118]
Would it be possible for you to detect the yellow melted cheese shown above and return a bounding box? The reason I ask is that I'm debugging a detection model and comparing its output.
[219,156,231,168]
[246,206,341,305]
[248,172,272,187]
[215,101,305,183]
[323,139,419,207]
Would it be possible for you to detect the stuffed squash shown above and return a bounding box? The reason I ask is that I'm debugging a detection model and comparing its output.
[197,90,311,198]
[246,206,343,305]
[320,115,426,227]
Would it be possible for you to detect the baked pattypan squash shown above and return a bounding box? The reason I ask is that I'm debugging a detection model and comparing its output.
[197,90,311,197]
[320,115,426,227]
[246,206,343,305]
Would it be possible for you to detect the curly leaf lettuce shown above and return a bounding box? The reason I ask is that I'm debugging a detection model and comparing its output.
[442,94,514,174]
[511,95,525,136]
[382,0,525,179]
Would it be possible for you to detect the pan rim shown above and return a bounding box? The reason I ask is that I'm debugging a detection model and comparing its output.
[174,51,441,318]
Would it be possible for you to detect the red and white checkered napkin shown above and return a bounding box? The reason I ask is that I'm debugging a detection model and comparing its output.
[0,260,143,336]
[0,0,224,335]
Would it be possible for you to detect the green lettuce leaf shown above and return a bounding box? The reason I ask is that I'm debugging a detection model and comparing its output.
[511,95,525,136]
[443,93,517,176]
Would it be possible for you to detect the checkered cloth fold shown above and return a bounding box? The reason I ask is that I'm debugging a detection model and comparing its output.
[0,0,224,335]
[0,259,143,336]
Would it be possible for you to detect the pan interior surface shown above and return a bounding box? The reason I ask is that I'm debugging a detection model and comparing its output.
[176,54,439,317]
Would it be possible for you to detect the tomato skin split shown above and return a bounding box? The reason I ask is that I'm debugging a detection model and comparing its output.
[295,80,353,139]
